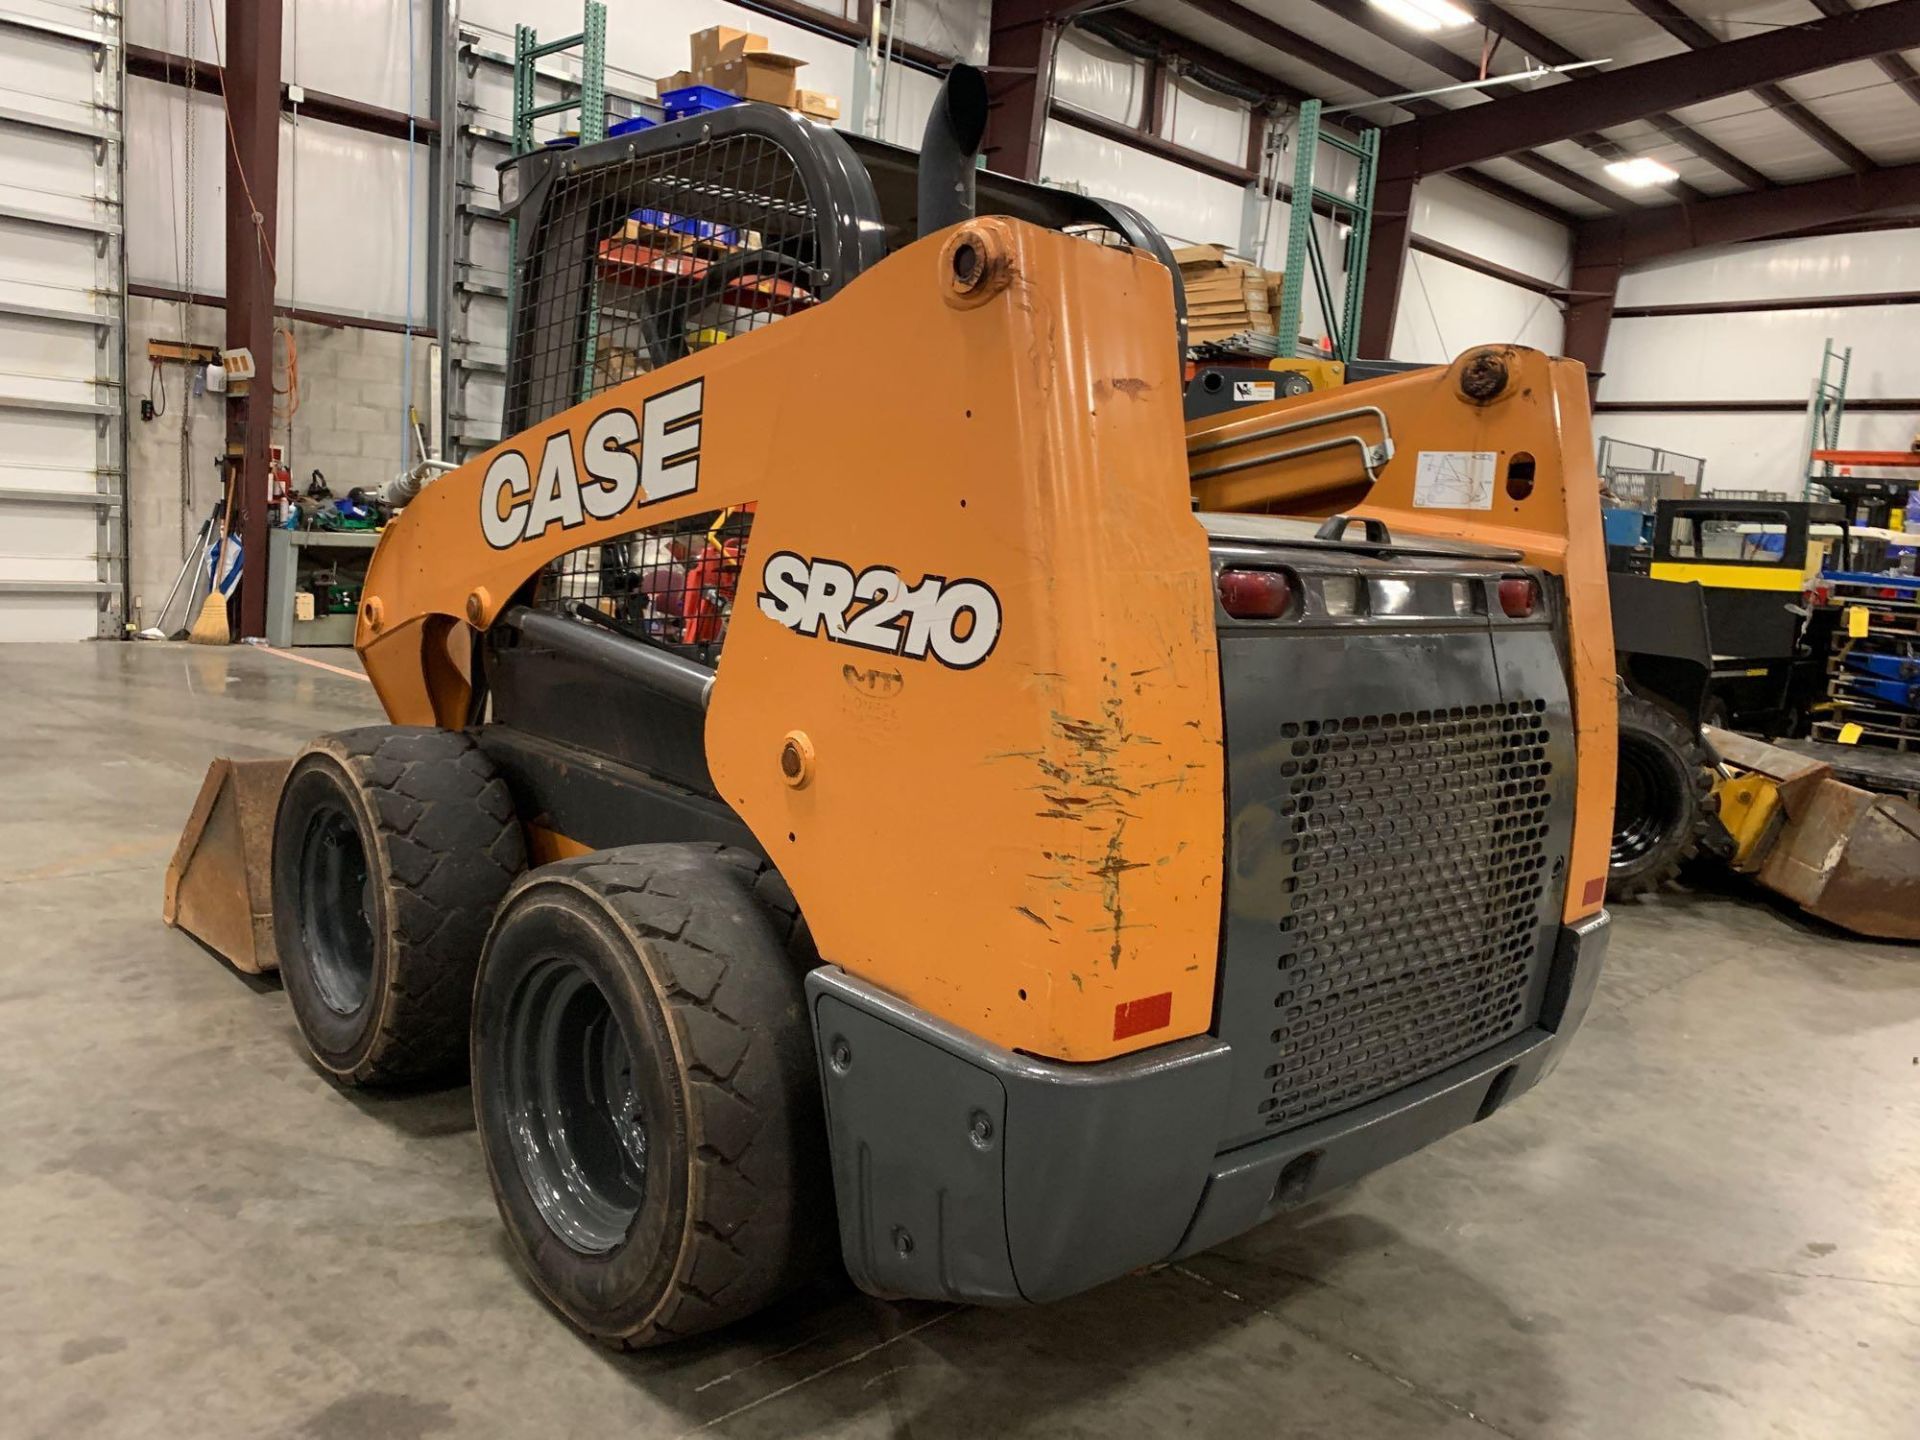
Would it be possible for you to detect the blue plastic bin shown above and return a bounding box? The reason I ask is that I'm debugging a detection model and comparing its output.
[661,84,741,122]
[608,114,656,137]
[628,207,740,248]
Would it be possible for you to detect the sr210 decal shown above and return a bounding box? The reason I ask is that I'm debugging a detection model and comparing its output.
[479,379,703,549]
[757,553,1002,670]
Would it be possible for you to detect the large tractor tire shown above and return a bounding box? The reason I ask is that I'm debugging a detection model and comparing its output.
[471,844,828,1348]
[272,726,525,1085]
[1609,693,1715,900]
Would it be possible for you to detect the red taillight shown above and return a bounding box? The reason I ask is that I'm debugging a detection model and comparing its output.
[1498,576,1540,619]
[1218,568,1294,619]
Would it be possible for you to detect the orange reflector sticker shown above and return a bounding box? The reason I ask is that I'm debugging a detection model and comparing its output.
[1582,877,1606,906]
[1113,991,1173,1041]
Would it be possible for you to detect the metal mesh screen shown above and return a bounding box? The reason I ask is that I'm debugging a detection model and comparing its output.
[510,133,828,666]
[532,506,755,667]
[509,131,825,432]
[1260,699,1555,1131]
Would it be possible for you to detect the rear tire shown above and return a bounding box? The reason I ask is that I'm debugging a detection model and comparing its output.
[1609,693,1714,900]
[271,726,524,1085]
[471,844,828,1348]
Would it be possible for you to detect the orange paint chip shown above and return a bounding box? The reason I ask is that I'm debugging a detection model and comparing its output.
[1113,990,1173,1040]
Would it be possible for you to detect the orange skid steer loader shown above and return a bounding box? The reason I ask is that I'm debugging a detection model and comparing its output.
[165,70,1615,1344]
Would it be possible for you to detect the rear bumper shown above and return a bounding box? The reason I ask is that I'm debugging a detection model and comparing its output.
[809,910,1609,1304]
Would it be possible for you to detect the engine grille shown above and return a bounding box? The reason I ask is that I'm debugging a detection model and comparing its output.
[1259,699,1554,1131]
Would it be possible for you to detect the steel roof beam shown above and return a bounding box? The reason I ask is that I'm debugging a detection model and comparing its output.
[1384,0,1920,178]
[1807,0,1920,113]
[1620,0,1879,174]
[1580,158,1920,267]
[1174,0,1635,212]
[1082,12,1579,224]
[1304,0,1769,192]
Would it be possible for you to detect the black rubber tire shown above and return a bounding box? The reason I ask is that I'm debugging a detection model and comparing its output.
[1609,693,1715,900]
[272,726,524,1085]
[471,843,828,1348]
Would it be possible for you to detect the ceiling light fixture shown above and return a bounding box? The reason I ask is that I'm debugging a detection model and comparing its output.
[1368,0,1475,32]
[1604,156,1680,188]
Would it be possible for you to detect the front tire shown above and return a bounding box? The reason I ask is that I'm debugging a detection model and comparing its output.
[271,726,524,1084]
[472,844,828,1347]
[1610,693,1714,900]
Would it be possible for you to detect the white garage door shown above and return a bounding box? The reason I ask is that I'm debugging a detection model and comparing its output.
[0,4,125,641]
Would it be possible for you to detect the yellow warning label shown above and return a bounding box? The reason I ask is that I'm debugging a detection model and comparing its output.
[1847,606,1870,638]
[1838,722,1864,745]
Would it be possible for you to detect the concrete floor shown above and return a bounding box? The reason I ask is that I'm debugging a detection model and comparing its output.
[1,642,1915,1440]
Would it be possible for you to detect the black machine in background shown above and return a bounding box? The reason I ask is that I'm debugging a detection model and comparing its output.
[1609,498,1845,737]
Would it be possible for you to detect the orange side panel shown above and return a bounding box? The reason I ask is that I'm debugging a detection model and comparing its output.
[356,219,1225,1062]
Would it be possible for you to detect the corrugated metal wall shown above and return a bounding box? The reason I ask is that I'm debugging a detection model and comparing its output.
[1599,231,1920,496]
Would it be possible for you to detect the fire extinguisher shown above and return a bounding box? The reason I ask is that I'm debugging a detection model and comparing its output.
[267,446,293,526]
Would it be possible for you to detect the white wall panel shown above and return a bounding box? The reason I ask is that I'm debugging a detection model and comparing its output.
[1593,410,1920,498]
[128,0,214,59]
[1391,253,1563,366]
[893,0,989,66]
[129,81,428,323]
[1163,79,1246,167]
[128,0,428,113]
[1598,307,1920,405]
[1411,173,1571,287]
[280,117,431,321]
[1051,29,1144,128]
[1618,230,1920,307]
[876,64,940,148]
[288,0,432,113]
[127,80,227,293]
[1038,119,1242,250]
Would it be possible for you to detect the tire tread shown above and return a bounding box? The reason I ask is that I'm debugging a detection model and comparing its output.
[504,843,823,1347]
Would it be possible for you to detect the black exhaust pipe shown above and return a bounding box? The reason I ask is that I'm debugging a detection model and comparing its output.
[918,64,991,238]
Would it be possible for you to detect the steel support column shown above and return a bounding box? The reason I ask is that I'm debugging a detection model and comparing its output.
[1356,172,1413,359]
[984,2,1073,180]
[224,0,282,639]
[1562,246,1621,401]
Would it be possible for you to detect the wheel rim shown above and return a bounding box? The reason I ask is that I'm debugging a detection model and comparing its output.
[503,957,649,1255]
[1612,736,1683,868]
[298,801,376,1014]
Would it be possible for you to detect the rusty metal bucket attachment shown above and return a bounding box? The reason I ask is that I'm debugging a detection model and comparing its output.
[1707,727,1920,942]
[162,757,291,973]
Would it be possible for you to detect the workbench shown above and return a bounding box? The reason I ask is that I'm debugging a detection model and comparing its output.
[266,528,381,647]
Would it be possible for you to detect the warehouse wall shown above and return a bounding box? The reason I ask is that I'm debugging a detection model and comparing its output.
[124,296,432,627]
[1394,175,1569,364]
[1596,230,1920,497]
[1039,31,1569,359]
[117,0,1574,616]
[124,2,438,620]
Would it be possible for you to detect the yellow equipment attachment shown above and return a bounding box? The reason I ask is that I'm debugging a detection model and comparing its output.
[163,757,290,974]
[1267,357,1346,393]
[1707,727,1920,941]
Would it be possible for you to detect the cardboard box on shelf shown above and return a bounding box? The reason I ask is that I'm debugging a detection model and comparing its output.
[659,69,694,95]
[689,25,766,74]
[1172,243,1232,269]
[1175,245,1282,344]
[707,51,804,106]
[796,88,840,122]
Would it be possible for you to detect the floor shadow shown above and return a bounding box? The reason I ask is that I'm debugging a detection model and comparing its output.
[559,1194,1565,1439]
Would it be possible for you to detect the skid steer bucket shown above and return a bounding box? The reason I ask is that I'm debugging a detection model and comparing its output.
[163,757,291,974]
[1708,728,1920,942]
